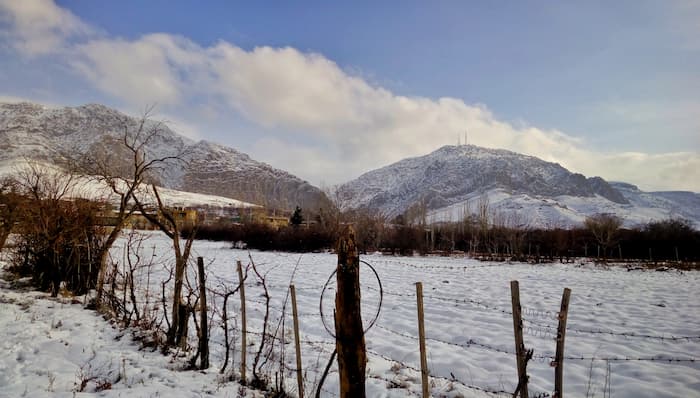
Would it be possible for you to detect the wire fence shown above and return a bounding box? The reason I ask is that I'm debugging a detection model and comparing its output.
[106,242,700,398]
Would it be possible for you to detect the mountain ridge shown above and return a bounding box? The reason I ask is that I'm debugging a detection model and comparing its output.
[338,144,699,228]
[0,101,328,210]
[2,101,697,228]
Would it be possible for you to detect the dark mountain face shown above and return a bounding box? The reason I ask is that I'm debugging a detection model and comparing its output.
[0,102,328,211]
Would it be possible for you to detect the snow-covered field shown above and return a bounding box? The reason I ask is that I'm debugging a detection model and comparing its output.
[2,232,699,397]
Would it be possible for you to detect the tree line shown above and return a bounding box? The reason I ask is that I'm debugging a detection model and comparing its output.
[185,206,700,263]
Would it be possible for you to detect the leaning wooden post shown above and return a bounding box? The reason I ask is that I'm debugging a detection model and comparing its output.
[197,257,209,369]
[237,260,247,384]
[335,226,366,398]
[510,281,529,398]
[415,282,430,398]
[290,284,304,398]
[553,288,571,398]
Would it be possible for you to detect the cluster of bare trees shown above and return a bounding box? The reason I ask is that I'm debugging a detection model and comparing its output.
[0,176,22,251]
[3,164,105,296]
[0,110,209,352]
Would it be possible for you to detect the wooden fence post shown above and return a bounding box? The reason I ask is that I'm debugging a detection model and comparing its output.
[416,282,430,398]
[335,226,366,398]
[290,284,304,398]
[510,281,529,398]
[197,257,209,369]
[553,288,571,398]
[237,260,247,384]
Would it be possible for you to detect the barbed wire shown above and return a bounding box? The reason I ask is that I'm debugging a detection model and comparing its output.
[266,283,324,291]
[368,284,700,343]
[104,252,699,398]
[524,325,558,340]
[374,323,699,363]
[364,348,543,397]
[245,296,318,318]
[374,323,521,357]
[562,355,697,363]
[364,283,516,317]
[524,317,700,342]
[522,307,559,321]
[319,387,338,397]
[115,276,700,352]
[373,258,507,271]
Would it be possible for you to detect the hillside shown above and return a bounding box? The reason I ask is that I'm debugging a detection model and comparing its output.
[0,102,327,210]
[338,145,700,228]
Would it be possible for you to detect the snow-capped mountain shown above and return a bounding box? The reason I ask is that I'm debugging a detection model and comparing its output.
[0,102,327,210]
[338,145,700,228]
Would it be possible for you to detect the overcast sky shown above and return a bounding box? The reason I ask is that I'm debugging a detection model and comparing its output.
[1,0,698,191]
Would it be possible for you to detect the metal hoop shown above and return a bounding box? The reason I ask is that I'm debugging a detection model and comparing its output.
[319,259,384,339]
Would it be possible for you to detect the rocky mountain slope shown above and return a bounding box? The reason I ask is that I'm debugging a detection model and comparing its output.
[338,145,700,228]
[0,102,327,210]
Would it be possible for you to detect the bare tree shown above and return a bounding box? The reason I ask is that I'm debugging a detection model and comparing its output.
[74,108,185,307]
[12,162,103,296]
[584,213,623,259]
[133,184,196,347]
[404,200,427,227]
[72,108,193,347]
[0,176,22,251]
[476,193,490,254]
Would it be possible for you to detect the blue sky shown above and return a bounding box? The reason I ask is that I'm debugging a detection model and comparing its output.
[1,0,698,191]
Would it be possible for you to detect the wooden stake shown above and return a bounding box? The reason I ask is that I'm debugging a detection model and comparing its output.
[554,288,571,398]
[416,282,430,398]
[237,260,247,384]
[510,281,529,398]
[335,226,366,398]
[197,257,209,369]
[290,284,304,398]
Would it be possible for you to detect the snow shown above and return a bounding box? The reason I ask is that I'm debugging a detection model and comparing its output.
[427,188,700,229]
[340,145,700,229]
[0,158,262,209]
[0,271,260,397]
[1,101,324,210]
[2,232,699,397]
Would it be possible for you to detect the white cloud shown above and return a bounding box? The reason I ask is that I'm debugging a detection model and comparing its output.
[0,0,92,56]
[71,34,207,106]
[157,112,202,142]
[251,137,344,186]
[574,152,700,192]
[1,0,698,192]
